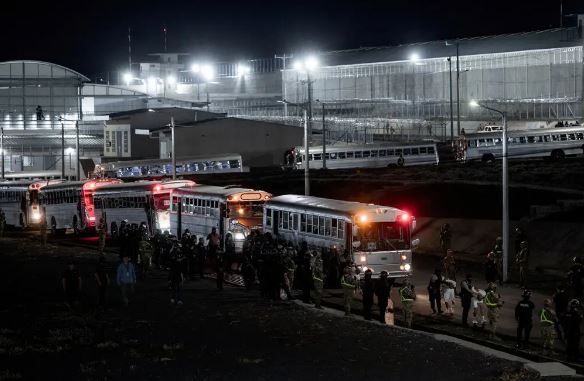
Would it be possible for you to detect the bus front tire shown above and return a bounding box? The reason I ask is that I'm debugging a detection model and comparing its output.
[481,154,495,164]
[551,149,565,161]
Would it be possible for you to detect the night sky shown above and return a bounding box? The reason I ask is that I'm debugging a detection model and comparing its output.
[1,0,581,77]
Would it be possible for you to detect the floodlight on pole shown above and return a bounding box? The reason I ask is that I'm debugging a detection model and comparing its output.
[409,53,420,62]
[166,75,176,85]
[469,99,509,283]
[236,63,251,77]
[123,72,132,85]
[201,64,214,82]
[190,63,200,73]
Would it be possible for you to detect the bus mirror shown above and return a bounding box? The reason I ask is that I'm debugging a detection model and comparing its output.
[412,220,417,230]
[411,238,420,249]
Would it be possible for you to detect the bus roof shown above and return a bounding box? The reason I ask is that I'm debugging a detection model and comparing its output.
[267,194,406,221]
[103,154,242,169]
[296,142,437,153]
[462,125,584,139]
[173,185,271,201]
[0,180,34,188]
[93,180,195,195]
[40,179,121,191]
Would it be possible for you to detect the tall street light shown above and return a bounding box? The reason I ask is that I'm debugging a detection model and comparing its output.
[293,56,319,143]
[470,100,509,282]
[446,41,461,136]
[1,127,4,180]
[278,99,310,196]
[201,64,215,112]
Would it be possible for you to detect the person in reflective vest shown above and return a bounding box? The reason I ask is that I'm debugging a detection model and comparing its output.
[311,251,324,309]
[484,283,503,339]
[540,298,558,355]
[399,277,416,328]
[492,237,503,284]
[340,266,356,316]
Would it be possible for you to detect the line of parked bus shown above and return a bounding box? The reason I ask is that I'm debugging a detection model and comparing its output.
[288,125,584,169]
[0,177,417,280]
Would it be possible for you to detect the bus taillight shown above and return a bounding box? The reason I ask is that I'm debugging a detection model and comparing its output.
[400,213,410,222]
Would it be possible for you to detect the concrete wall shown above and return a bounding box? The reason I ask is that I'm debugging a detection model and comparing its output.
[166,118,303,167]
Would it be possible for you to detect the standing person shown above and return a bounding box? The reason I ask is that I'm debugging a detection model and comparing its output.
[567,257,584,301]
[94,256,109,309]
[515,241,529,288]
[196,237,206,278]
[62,262,82,308]
[282,249,297,300]
[375,271,391,323]
[428,268,444,314]
[207,227,221,265]
[138,238,153,279]
[471,288,487,327]
[300,249,313,304]
[443,249,456,281]
[552,283,569,342]
[540,299,558,355]
[35,105,44,120]
[39,213,48,249]
[340,266,355,316]
[564,299,582,362]
[514,227,526,257]
[484,252,498,284]
[97,217,106,255]
[169,254,185,304]
[0,208,5,238]
[484,283,503,339]
[399,278,416,328]
[361,269,374,320]
[493,237,503,284]
[514,289,535,349]
[443,279,456,315]
[460,273,475,327]
[311,251,324,309]
[116,254,136,307]
[439,223,452,255]
[216,250,225,291]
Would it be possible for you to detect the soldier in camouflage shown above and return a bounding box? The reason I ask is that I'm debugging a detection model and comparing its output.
[399,278,416,328]
[311,250,325,309]
[340,265,355,316]
[540,299,558,355]
[484,283,504,339]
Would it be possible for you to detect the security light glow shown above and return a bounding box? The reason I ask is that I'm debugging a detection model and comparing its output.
[65,147,75,155]
[147,77,157,89]
[166,75,176,85]
[122,72,132,85]
[469,100,479,107]
[237,64,251,77]
[201,64,214,82]
[293,60,304,71]
[190,63,200,73]
[304,56,319,71]
[409,53,420,62]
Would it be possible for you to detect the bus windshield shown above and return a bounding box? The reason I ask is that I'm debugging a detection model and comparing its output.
[354,221,410,251]
[229,202,264,221]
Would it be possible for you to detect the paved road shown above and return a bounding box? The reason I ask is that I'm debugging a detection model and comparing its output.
[0,236,535,380]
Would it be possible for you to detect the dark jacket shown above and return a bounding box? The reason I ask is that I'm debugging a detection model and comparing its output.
[374,277,391,306]
[515,298,535,324]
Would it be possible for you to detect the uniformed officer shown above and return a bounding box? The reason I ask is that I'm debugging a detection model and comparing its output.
[567,257,584,301]
[399,277,416,328]
[375,271,392,323]
[361,269,374,320]
[282,248,297,300]
[311,251,324,309]
[493,237,503,284]
[484,283,503,339]
[514,289,534,349]
[540,298,558,355]
[515,241,529,288]
[97,217,106,255]
[439,223,451,255]
[340,266,356,316]
[564,299,582,362]
[0,208,5,238]
[138,238,154,278]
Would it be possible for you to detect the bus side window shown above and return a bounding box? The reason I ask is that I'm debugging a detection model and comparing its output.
[300,213,306,232]
[346,152,354,159]
[527,136,535,143]
[338,220,345,239]
[568,133,576,140]
[325,217,331,236]
[330,152,337,160]
[362,151,370,158]
[419,147,427,154]
[577,133,584,140]
[552,135,559,141]
[313,215,319,235]
[282,211,289,229]
[313,154,322,161]
[560,134,567,141]
[354,151,362,158]
[403,148,411,155]
[411,147,419,155]
[338,152,346,159]
[370,150,378,158]
[537,136,544,143]
[379,150,386,157]
[544,135,551,142]
[292,214,298,230]
[387,149,394,156]
[318,216,325,235]
[331,218,338,237]
[307,215,313,233]
[265,208,272,227]
[519,137,526,144]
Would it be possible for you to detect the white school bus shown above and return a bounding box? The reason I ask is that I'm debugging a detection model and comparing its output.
[263,195,418,279]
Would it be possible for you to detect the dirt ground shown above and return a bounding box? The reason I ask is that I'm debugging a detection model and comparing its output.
[0,236,542,381]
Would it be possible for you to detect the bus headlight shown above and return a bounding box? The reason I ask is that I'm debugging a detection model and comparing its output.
[31,211,41,222]
[360,255,367,263]
[401,254,407,260]
[404,263,411,271]
[234,232,246,241]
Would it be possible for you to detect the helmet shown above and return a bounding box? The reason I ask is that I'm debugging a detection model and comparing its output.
[488,282,497,290]
[522,289,532,298]
[544,299,552,307]
[380,270,388,278]
[487,251,494,259]
[496,236,502,242]
[520,241,527,247]
[570,299,581,309]
[573,256,582,264]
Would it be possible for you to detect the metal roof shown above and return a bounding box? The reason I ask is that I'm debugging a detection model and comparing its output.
[267,194,404,219]
[173,184,270,199]
[319,27,582,67]
[0,60,90,82]
[93,180,195,195]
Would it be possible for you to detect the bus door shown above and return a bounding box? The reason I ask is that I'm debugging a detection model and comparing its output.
[346,222,353,256]
[219,202,227,249]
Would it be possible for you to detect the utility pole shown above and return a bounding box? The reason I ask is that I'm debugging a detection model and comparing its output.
[163,25,167,52]
[304,110,310,196]
[501,111,509,282]
[275,54,293,117]
[75,121,80,180]
[321,103,326,169]
[306,72,313,143]
[128,27,132,73]
[171,116,176,180]
[456,43,461,136]
[61,122,65,179]
[1,127,4,180]
[448,57,454,141]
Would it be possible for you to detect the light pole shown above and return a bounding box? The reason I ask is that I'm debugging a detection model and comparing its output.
[171,116,176,180]
[275,54,293,117]
[293,56,319,144]
[448,56,454,140]
[1,127,4,179]
[58,117,81,180]
[470,100,509,282]
[278,99,310,195]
